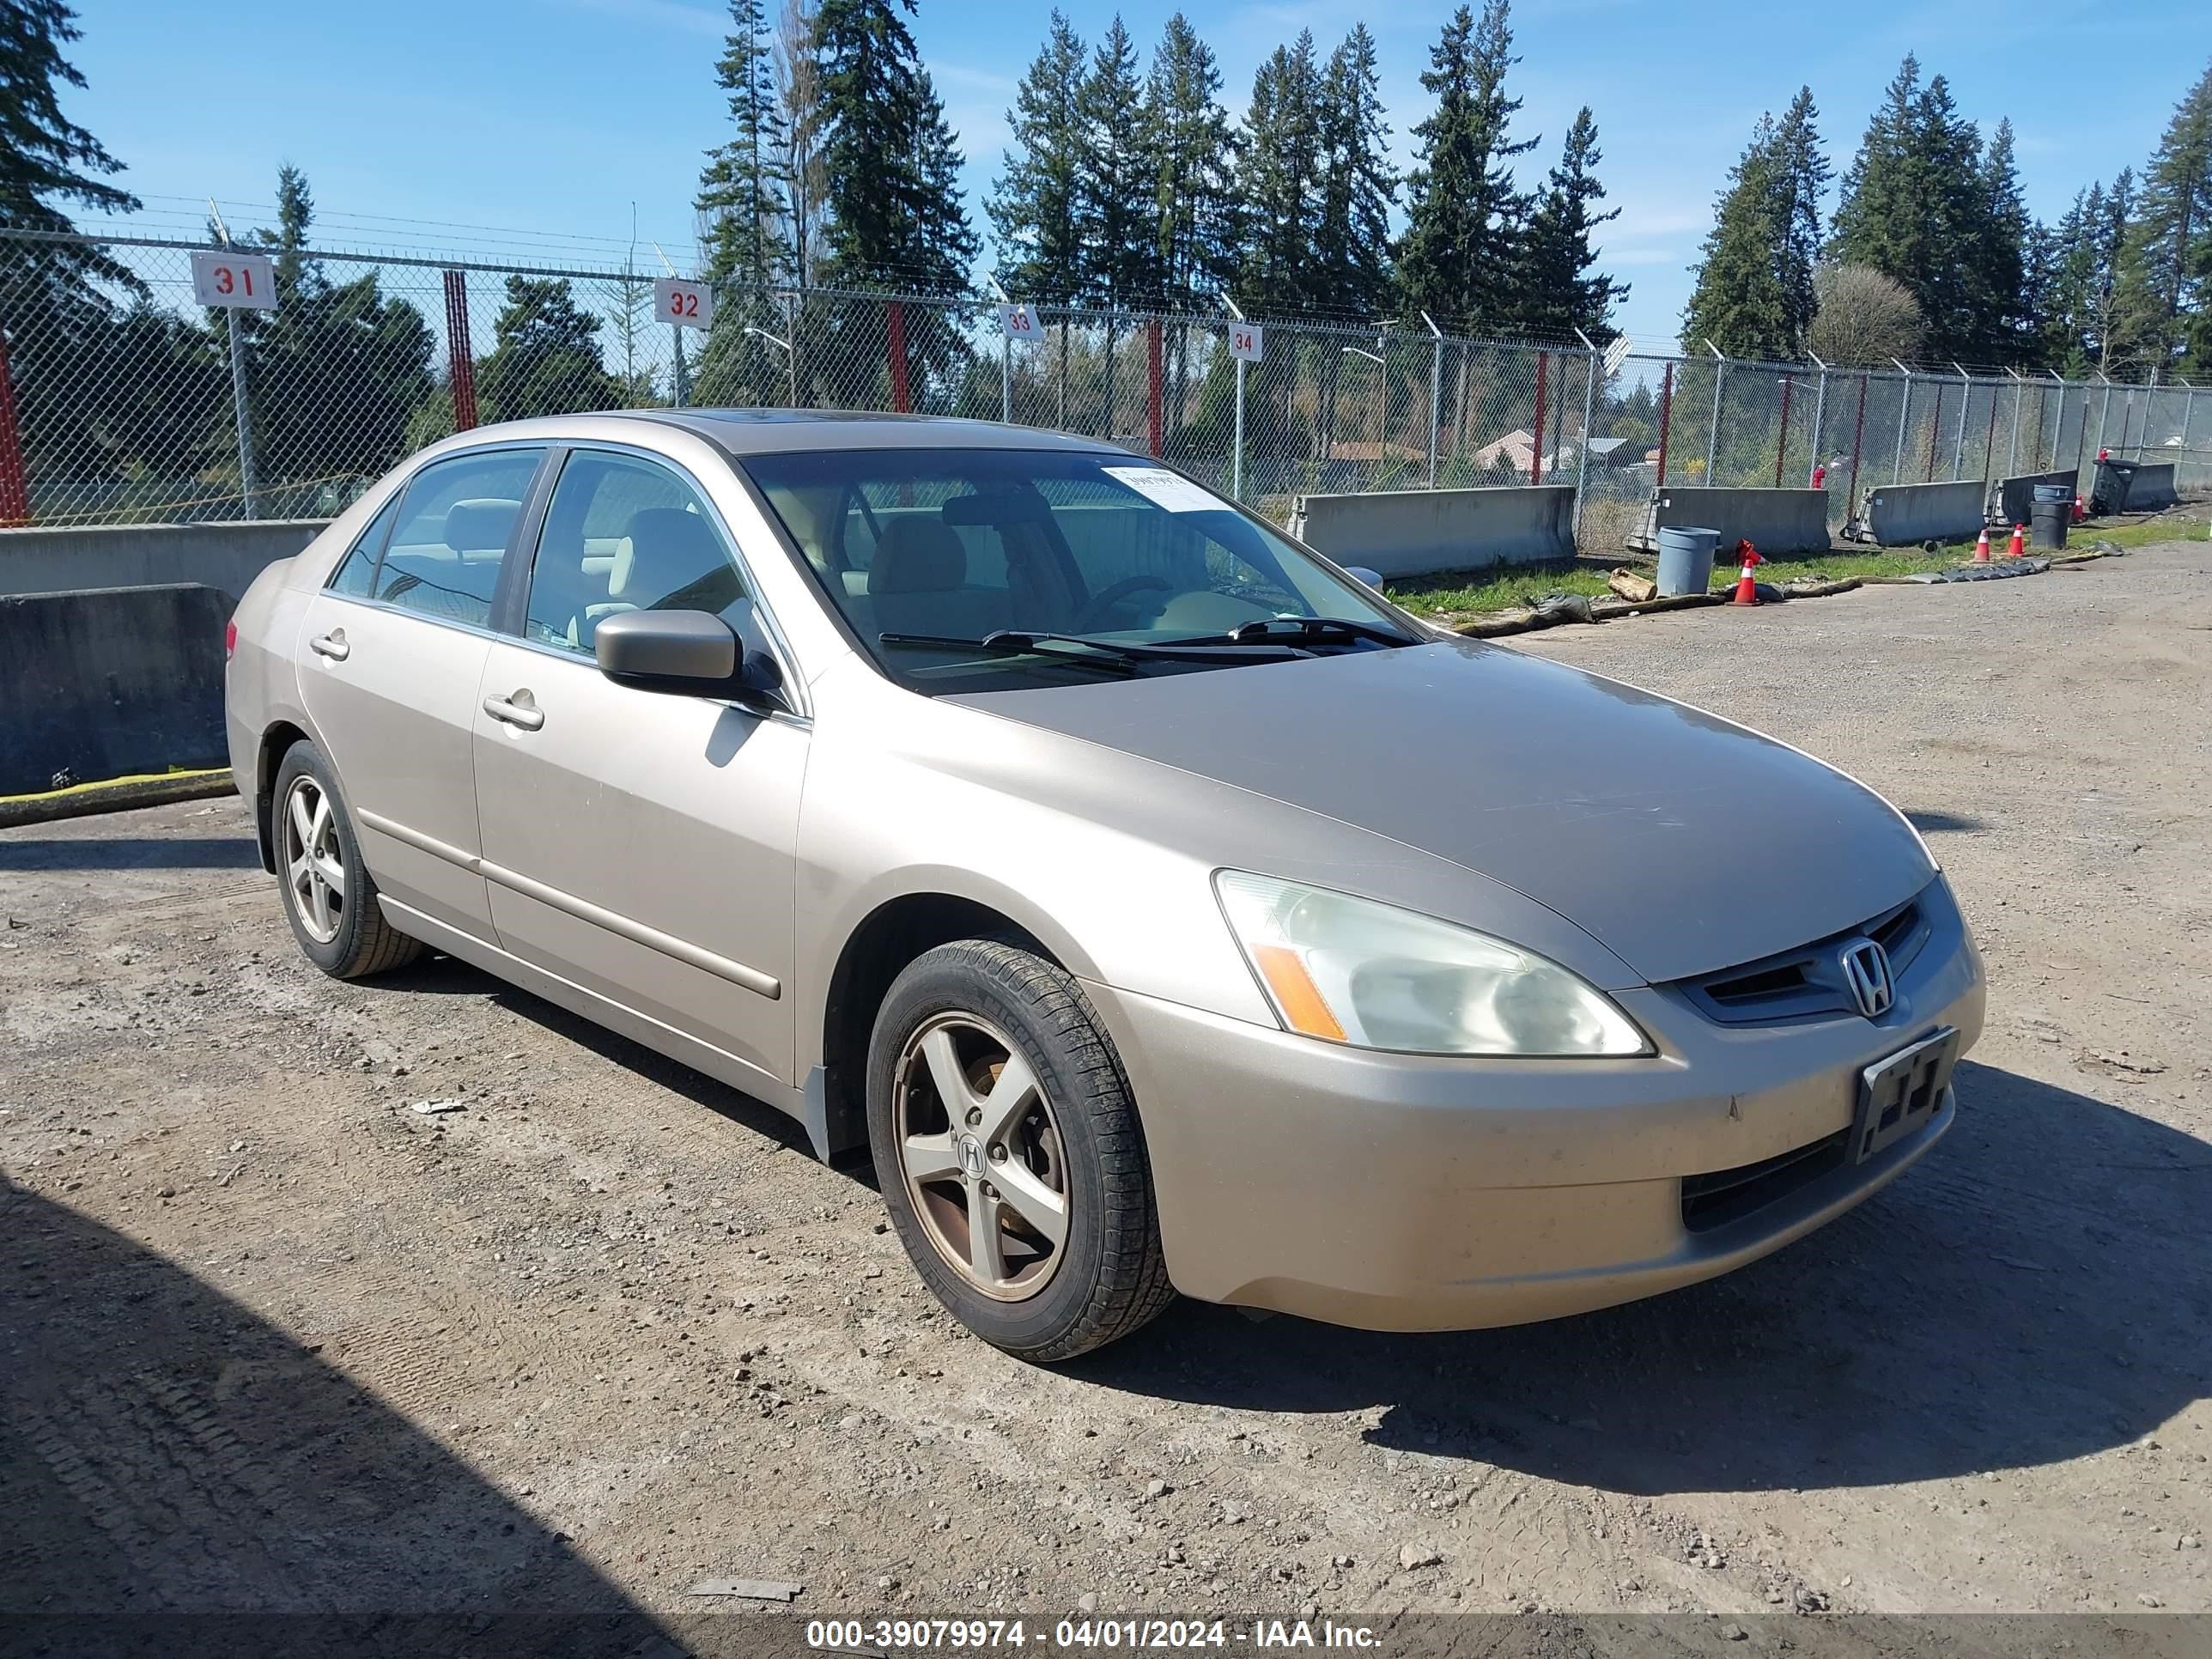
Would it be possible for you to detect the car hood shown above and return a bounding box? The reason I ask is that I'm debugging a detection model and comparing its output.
[946,638,1935,985]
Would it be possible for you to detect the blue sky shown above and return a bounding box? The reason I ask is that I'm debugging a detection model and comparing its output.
[65,0,2208,349]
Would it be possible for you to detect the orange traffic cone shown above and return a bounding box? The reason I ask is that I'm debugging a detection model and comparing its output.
[1730,541,1763,605]
[1972,527,1992,562]
[2004,524,2026,560]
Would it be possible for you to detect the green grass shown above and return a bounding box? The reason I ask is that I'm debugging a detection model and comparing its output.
[1385,510,2207,621]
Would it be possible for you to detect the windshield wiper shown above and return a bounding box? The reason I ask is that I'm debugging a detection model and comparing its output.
[1159,616,1420,650]
[878,629,1303,672]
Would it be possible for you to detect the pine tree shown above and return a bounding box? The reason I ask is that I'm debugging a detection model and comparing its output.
[1311,26,1396,319]
[0,0,143,500]
[1682,116,1791,358]
[2112,60,2212,373]
[1975,118,2033,362]
[1141,14,1236,301]
[2039,187,2098,371]
[1076,16,1157,309]
[477,276,619,421]
[696,0,793,404]
[1769,88,1831,349]
[1394,1,1535,335]
[812,0,974,291]
[988,11,1088,306]
[2089,170,2136,371]
[1511,107,1625,342]
[1233,32,1324,313]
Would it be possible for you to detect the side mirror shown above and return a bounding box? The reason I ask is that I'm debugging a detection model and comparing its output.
[1344,565,1385,592]
[594,609,787,709]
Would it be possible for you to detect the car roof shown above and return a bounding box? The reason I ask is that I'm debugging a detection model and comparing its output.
[589,408,1135,458]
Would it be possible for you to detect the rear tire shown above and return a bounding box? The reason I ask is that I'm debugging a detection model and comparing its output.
[270,739,422,980]
[867,939,1175,1362]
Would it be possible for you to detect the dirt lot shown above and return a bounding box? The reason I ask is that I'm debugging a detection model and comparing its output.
[3,536,2208,1650]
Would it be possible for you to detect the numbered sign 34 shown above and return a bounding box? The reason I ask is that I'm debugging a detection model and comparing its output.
[1227,322,1263,363]
[191,250,277,310]
[654,277,715,331]
[998,303,1045,342]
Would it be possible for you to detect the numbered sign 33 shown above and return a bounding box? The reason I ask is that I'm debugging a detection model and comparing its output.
[191,250,278,310]
[998,303,1044,342]
[1227,322,1263,363]
[654,277,715,331]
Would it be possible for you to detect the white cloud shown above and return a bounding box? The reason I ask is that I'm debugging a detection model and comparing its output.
[555,0,724,36]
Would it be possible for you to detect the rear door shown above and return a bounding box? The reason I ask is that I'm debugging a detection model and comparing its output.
[297,445,549,940]
[471,446,805,1092]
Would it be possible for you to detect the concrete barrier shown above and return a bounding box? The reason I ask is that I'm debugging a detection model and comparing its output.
[1863,480,1989,547]
[0,519,326,603]
[2119,461,2180,512]
[0,584,231,796]
[1995,468,2080,528]
[1285,485,1576,578]
[1630,487,1831,556]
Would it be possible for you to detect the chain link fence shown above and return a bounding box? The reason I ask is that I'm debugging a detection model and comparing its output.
[2,227,2204,549]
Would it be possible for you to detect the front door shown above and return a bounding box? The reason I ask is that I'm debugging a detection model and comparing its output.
[471,447,805,1093]
[297,445,547,939]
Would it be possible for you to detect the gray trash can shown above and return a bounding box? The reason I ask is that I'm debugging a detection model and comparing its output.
[1655,525,1720,597]
[2029,483,2070,550]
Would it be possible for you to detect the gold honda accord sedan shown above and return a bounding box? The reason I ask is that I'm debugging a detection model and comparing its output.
[228,410,1985,1360]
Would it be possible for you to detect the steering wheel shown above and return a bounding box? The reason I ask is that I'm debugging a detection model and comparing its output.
[1074,574,1175,631]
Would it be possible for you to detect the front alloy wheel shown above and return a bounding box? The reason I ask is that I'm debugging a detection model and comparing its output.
[894,1013,1070,1300]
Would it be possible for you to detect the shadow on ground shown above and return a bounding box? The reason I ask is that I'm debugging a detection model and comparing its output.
[1072,1061,2209,1494]
[0,1180,680,1656]
[1904,809,1984,835]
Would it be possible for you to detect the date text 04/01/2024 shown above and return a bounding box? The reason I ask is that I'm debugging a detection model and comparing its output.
[804,1619,1383,1650]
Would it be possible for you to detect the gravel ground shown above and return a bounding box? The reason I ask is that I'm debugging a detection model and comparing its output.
[2,537,2207,1651]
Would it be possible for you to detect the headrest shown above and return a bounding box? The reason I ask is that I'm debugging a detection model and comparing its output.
[443,498,520,553]
[872,517,966,595]
[613,507,742,611]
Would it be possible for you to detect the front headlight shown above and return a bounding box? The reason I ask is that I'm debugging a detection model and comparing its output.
[1213,871,1650,1057]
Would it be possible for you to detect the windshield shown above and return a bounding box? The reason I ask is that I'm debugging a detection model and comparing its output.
[741,447,1410,691]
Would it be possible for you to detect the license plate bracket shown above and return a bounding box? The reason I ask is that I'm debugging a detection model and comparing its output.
[1852,1027,1958,1164]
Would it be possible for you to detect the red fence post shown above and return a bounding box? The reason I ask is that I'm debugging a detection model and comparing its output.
[0,323,29,526]
[1655,361,1674,487]
[1925,383,1943,481]
[442,271,477,432]
[1775,374,1793,487]
[1530,350,1548,484]
[886,301,911,414]
[1849,373,1869,501]
[1982,390,1999,485]
[1146,318,1164,458]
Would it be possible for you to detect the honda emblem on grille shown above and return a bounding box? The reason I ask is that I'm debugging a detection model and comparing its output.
[1839,939,1895,1018]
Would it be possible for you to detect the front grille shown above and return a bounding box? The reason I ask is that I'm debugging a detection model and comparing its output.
[1675,892,1933,1025]
[1680,1130,1850,1232]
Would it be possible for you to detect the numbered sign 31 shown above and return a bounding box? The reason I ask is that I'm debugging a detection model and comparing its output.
[191,250,278,310]
[998,303,1044,342]
[1227,322,1263,363]
[654,277,715,331]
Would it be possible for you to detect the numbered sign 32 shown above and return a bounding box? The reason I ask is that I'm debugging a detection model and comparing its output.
[654,277,715,331]
[1227,321,1263,363]
[191,250,278,310]
[998,303,1044,342]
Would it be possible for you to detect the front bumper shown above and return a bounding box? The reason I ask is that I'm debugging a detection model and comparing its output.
[1084,890,1984,1332]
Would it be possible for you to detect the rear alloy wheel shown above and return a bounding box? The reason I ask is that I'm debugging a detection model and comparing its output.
[270,740,422,979]
[868,939,1175,1361]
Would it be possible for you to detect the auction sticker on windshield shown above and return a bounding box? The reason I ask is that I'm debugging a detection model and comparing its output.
[1102,465,1224,514]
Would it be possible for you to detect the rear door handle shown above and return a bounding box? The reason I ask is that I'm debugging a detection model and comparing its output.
[483,693,544,732]
[309,629,349,661]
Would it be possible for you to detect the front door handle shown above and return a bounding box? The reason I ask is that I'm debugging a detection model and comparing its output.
[309,629,349,661]
[483,692,544,732]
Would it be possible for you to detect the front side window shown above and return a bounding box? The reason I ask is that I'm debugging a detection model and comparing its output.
[743,448,1407,692]
[372,447,545,628]
[521,449,751,655]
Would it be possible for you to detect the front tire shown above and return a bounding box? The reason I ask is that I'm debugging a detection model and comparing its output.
[867,939,1174,1361]
[270,740,422,979]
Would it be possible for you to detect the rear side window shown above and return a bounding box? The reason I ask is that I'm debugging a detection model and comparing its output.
[372,448,544,629]
[325,492,401,597]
